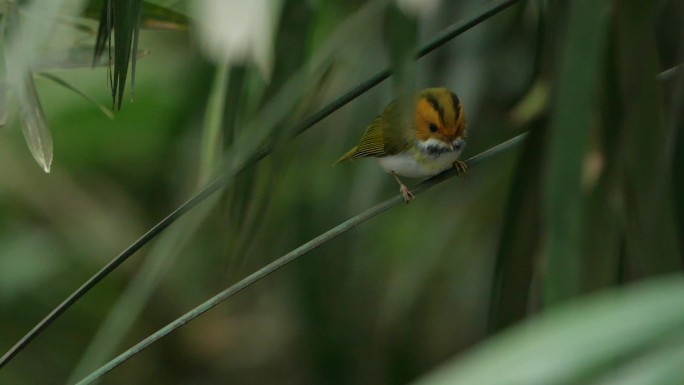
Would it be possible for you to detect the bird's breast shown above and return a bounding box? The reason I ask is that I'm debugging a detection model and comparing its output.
[377,147,463,178]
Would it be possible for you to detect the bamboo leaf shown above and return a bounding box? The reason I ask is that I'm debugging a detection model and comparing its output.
[17,74,53,173]
[542,0,612,305]
[414,277,684,385]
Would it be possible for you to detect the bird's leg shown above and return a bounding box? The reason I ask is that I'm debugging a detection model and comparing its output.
[452,160,468,177]
[392,171,415,203]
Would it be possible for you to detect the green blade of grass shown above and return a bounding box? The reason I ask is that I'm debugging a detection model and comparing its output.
[542,0,612,305]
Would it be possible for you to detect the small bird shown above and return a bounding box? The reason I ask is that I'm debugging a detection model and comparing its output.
[336,87,468,203]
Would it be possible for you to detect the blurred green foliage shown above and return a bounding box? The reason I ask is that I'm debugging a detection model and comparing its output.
[0,0,683,384]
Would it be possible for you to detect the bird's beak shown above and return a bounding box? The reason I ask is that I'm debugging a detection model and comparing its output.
[447,142,454,151]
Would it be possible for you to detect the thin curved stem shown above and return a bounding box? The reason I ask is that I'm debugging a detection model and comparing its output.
[0,0,522,369]
[75,132,529,385]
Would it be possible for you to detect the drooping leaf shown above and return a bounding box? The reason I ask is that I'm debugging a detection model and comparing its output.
[18,74,53,173]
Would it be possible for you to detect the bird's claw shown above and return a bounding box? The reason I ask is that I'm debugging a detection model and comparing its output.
[399,184,415,204]
[453,160,468,177]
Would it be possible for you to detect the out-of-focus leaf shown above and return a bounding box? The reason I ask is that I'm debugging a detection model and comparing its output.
[34,72,114,119]
[588,340,684,385]
[413,276,684,385]
[509,80,550,126]
[32,48,149,70]
[582,51,624,291]
[18,74,53,173]
[657,65,680,83]
[83,0,189,30]
[384,2,418,93]
[488,121,545,333]
[198,63,229,186]
[542,0,611,305]
[4,0,70,171]
[616,0,682,275]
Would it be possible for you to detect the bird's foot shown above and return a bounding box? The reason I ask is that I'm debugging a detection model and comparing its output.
[453,160,468,177]
[399,184,415,204]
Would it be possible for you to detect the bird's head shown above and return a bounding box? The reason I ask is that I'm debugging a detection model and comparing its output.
[413,88,467,155]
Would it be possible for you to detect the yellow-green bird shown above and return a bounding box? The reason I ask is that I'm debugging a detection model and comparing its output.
[336,87,468,203]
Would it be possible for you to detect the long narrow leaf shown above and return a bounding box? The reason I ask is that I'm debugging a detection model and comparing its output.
[18,74,53,173]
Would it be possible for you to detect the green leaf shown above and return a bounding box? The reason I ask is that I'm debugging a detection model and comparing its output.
[414,277,684,385]
[542,0,612,305]
[18,74,53,173]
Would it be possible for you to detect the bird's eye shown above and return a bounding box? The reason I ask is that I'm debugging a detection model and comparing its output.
[429,123,438,133]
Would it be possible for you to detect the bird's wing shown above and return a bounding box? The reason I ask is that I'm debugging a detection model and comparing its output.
[335,108,408,164]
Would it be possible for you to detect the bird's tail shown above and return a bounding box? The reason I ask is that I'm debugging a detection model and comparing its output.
[333,146,358,165]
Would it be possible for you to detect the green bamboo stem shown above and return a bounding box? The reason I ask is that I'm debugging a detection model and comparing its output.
[74,132,528,385]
